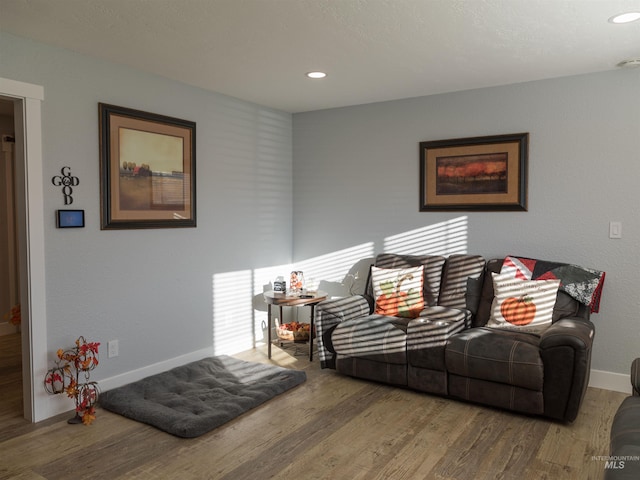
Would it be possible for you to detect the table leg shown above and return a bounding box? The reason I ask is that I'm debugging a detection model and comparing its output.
[309,304,315,361]
[267,303,272,359]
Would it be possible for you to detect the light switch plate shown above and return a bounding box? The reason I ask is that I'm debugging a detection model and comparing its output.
[609,221,622,239]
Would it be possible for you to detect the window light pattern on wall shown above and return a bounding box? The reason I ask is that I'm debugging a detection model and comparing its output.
[211,219,468,356]
[295,243,375,298]
[212,270,254,355]
[384,216,468,256]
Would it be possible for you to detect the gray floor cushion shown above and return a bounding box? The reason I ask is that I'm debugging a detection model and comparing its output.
[99,355,306,438]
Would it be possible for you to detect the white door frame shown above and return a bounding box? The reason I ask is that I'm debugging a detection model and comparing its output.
[0,77,47,422]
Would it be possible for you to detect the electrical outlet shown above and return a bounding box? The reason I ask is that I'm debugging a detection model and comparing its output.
[108,339,119,358]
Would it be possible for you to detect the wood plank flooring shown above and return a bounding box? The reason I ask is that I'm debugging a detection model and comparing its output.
[0,333,627,479]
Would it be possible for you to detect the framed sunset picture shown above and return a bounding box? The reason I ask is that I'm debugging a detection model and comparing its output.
[419,133,528,211]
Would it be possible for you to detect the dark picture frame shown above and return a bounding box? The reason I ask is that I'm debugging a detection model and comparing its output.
[99,103,196,229]
[419,133,528,211]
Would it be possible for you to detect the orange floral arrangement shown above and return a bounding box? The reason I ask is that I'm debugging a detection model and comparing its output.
[4,303,20,325]
[44,336,100,425]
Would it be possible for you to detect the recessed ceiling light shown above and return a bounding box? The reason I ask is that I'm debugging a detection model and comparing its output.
[609,12,640,24]
[306,71,327,79]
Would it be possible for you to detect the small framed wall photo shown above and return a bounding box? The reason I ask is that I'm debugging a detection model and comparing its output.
[419,133,528,211]
[57,209,85,228]
[99,103,196,229]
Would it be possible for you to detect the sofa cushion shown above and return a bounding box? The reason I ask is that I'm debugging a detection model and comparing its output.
[336,357,408,386]
[407,306,469,371]
[610,396,640,455]
[331,314,409,364]
[438,254,486,310]
[408,366,448,395]
[552,291,581,320]
[474,259,503,327]
[445,327,544,391]
[370,253,446,306]
[606,396,640,479]
[448,375,544,415]
[371,266,424,318]
[486,273,561,333]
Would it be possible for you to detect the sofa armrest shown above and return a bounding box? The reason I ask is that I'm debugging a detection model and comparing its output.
[539,318,595,422]
[315,295,371,369]
[540,318,594,350]
[632,358,640,396]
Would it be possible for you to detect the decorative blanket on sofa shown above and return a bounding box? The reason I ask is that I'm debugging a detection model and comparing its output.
[501,256,605,313]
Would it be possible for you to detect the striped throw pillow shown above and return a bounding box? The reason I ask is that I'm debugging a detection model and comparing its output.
[487,272,560,333]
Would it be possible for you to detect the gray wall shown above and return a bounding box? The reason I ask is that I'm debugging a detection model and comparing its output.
[2,33,293,380]
[3,30,638,383]
[293,69,640,375]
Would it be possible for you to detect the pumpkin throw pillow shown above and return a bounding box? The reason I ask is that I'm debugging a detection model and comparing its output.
[371,266,424,318]
[487,272,560,333]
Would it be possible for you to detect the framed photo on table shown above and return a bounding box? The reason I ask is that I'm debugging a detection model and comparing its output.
[419,132,528,211]
[99,103,196,229]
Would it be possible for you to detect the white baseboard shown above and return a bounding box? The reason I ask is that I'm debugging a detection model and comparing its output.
[98,346,215,393]
[98,361,635,396]
[589,369,632,394]
[101,359,631,394]
[42,347,217,420]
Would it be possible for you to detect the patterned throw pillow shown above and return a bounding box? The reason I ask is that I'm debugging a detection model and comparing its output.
[487,272,560,333]
[371,266,424,318]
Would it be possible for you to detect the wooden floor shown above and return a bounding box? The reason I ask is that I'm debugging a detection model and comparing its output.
[0,333,627,480]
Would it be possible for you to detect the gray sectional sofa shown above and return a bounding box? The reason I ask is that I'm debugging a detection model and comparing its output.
[315,253,601,422]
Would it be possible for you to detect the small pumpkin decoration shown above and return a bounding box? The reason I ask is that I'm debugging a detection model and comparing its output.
[375,273,424,318]
[397,286,423,318]
[43,336,100,425]
[376,279,403,316]
[44,366,66,395]
[500,295,537,325]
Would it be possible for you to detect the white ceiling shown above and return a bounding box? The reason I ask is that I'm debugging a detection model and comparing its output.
[1,0,639,113]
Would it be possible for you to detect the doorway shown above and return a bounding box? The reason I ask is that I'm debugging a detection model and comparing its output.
[0,77,46,422]
[1,100,19,335]
[0,99,22,421]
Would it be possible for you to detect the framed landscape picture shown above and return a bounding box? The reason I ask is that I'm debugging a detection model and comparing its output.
[99,103,196,229]
[419,133,528,211]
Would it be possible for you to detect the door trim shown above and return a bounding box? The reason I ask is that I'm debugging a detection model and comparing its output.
[0,77,47,422]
